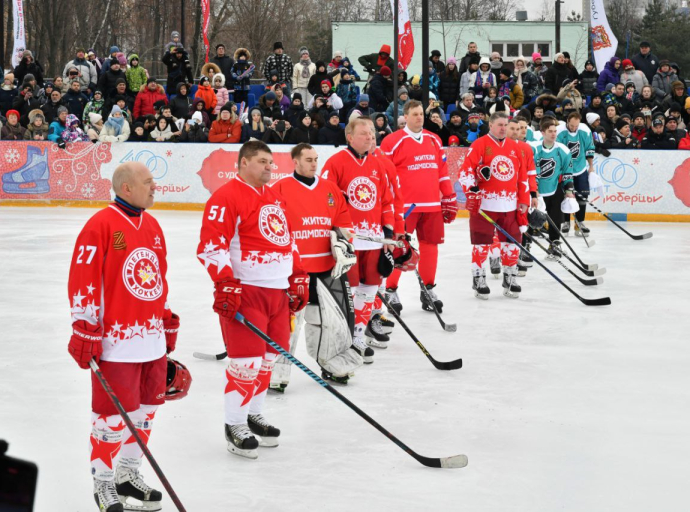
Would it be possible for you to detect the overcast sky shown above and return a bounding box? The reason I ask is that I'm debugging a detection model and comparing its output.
[520,0,587,20]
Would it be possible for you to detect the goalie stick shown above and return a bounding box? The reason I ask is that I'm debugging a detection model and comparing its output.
[575,191,653,241]
[480,211,611,306]
[234,311,468,468]
[525,233,603,286]
[377,292,462,370]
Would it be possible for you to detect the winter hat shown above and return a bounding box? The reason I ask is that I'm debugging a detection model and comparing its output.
[605,83,615,92]
[116,53,127,66]
[468,55,481,66]
[562,78,573,88]
[672,80,685,90]
[532,52,542,62]
[199,76,210,86]
[328,110,340,119]
[561,98,573,107]
[359,94,370,103]
[269,69,279,78]
[563,52,571,59]
[500,68,512,78]
[66,114,80,127]
[273,41,284,50]
[669,102,683,114]
[5,109,19,120]
[615,118,629,130]
[109,46,120,54]
[448,135,460,145]
[147,77,157,85]
[22,50,33,58]
[191,111,204,124]
[609,56,620,65]
[398,87,409,97]
[299,46,309,56]
[23,73,35,83]
[44,82,54,90]
[586,112,600,125]
[632,111,645,121]
[625,80,636,89]
[447,57,457,66]
[89,112,102,125]
[468,111,481,121]
[110,105,122,116]
[28,109,44,123]
[57,106,69,116]
[585,60,595,68]
[450,110,462,119]
[340,68,351,78]
[292,92,303,102]
[380,66,392,77]
[554,52,565,62]
[622,59,633,69]
[321,79,331,88]
[221,101,235,112]
[171,31,180,39]
[265,91,277,101]
[652,117,664,127]
[410,75,421,86]
[76,47,86,54]
[666,116,678,123]
[334,50,343,59]
[659,59,670,68]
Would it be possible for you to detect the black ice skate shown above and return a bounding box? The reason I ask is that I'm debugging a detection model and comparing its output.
[561,222,570,236]
[489,256,501,279]
[225,424,259,459]
[115,466,162,511]
[502,269,521,298]
[93,479,124,512]
[352,337,374,364]
[547,240,563,260]
[420,284,444,312]
[472,272,490,300]
[574,222,590,237]
[519,244,533,268]
[517,262,529,277]
[248,414,280,447]
[384,287,403,314]
[377,313,395,334]
[365,314,390,349]
[321,369,350,385]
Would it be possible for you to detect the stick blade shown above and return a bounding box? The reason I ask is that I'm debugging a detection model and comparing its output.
[585,263,599,271]
[441,454,469,469]
[433,358,463,371]
[443,323,458,332]
[193,351,227,361]
[633,232,653,240]
[580,296,612,306]
[581,277,602,287]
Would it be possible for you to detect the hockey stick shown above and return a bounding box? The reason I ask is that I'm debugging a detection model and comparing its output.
[533,229,605,277]
[415,270,458,332]
[353,234,405,247]
[234,312,468,468]
[89,359,187,511]
[193,350,227,360]
[543,212,599,271]
[377,292,462,370]
[572,217,595,248]
[479,211,611,306]
[524,233,603,286]
[575,191,653,240]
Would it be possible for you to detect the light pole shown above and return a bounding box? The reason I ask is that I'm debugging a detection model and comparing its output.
[393,0,399,124]
[555,0,564,53]
[181,0,185,46]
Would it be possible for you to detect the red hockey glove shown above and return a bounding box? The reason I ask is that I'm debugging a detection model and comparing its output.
[68,321,103,369]
[517,208,529,233]
[214,278,242,319]
[287,272,310,313]
[164,313,180,353]
[465,189,482,215]
[441,194,458,224]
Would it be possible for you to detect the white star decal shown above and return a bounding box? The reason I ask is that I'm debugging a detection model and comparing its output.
[128,321,146,339]
[148,315,158,329]
[154,235,161,246]
[86,283,95,295]
[219,235,227,245]
[72,291,85,308]
[84,301,100,320]
[111,321,123,334]
[521,179,530,193]
[197,246,232,273]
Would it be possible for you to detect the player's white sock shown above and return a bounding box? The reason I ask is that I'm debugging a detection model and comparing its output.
[90,413,125,481]
[224,357,261,425]
[249,353,277,416]
[118,404,158,469]
[353,284,377,341]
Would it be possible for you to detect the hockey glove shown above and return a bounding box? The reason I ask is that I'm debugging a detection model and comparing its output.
[287,272,310,313]
[517,208,529,233]
[441,194,458,224]
[330,231,356,279]
[68,321,103,369]
[214,278,242,319]
[164,313,180,353]
[465,187,482,214]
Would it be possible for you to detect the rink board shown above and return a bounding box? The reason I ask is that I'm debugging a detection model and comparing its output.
[0,142,689,220]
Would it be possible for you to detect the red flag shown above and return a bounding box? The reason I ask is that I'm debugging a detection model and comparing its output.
[390,0,414,69]
[201,0,211,63]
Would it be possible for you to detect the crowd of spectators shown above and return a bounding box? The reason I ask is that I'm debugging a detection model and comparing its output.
[1,36,689,150]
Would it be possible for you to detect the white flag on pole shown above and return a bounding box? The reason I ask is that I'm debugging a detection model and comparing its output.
[12,0,27,68]
[590,0,618,73]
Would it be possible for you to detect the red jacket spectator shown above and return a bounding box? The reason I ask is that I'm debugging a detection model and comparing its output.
[133,79,168,119]
[678,132,690,150]
[208,105,242,143]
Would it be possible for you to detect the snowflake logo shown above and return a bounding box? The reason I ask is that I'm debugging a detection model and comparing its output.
[5,148,20,164]
[633,157,640,165]
[166,150,173,158]
[81,182,96,198]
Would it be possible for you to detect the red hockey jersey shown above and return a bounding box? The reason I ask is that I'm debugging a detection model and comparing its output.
[458,134,530,212]
[271,174,353,274]
[68,205,172,363]
[518,139,537,193]
[379,127,454,213]
[372,148,405,234]
[198,176,300,289]
[321,148,395,251]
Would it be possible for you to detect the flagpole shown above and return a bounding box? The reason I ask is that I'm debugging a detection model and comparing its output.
[422,0,429,106]
[393,0,399,126]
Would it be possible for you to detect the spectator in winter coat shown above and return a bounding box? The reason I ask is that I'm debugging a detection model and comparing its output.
[191,98,211,129]
[579,60,599,98]
[511,57,539,104]
[307,62,335,98]
[194,76,218,117]
[178,112,209,143]
[125,54,148,96]
[1,110,26,139]
[169,82,193,120]
[641,117,677,149]
[369,66,394,112]
[149,116,177,142]
[12,85,42,127]
[230,48,254,104]
[489,52,504,83]
[24,109,49,140]
[328,51,345,73]
[82,90,104,127]
[262,42,293,91]
[619,59,648,94]
[529,93,558,117]
[446,110,464,139]
[358,45,394,77]
[272,85,290,114]
[661,81,688,112]
[459,56,480,97]
[134,78,168,119]
[458,42,481,75]
[497,69,524,109]
[47,107,68,142]
[101,46,120,74]
[14,50,44,87]
[318,110,346,146]
[308,80,344,112]
[209,103,242,143]
[421,61,441,98]
[258,91,283,121]
[87,50,104,78]
[62,49,98,93]
[62,80,89,121]
[0,73,18,115]
[201,62,221,84]
[596,56,621,92]
[470,57,496,105]
[634,85,661,113]
[103,80,134,119]
[162,46,194,96]
[340,57,361,80]
[664,115,686,142]
[544,53,571,95]
[458,111,488,146]
[98,60,127,98]
[86,113,104,141]
[98,105,130,142]
[287,111,319,144]
[262,116,293,144]
[61,113,89,142]
[346,94,376,120]
[293,47,317,105]
[557,79,584,112]
[41,89,64,122]
[336,69,360,122]
[373,113,392,144]
[455,92,476,122]
[606,119,639,149]
[438,57,460,108]
[430,50,445,75]
[212,74,230,115]
[652,61,678,99]
[630,112,648,141]
[386,87,409,126]
[631,41,660,84]
[211,44,235,79]
[164,32,182,55]
[241,108,267,142]
[529,53,548,92]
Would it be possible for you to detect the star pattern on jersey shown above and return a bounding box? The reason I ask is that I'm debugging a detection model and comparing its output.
[197,239,232,274]
[521,179,530,193]
[355,220,383,240]
[225,367,256,406]
[127,321,146,340]
[242,250,290,268]
[71,289,100,324]
[137,262,158,286]
[471,245,490,270]
[86,283,96,295]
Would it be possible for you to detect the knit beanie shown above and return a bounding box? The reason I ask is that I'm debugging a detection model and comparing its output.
[586,113,600,125]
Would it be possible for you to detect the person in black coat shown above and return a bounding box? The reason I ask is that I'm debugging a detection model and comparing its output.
[307,61,337,98]
[262,116,292,144]
[169,82,193,120]
[318,111,346,146]
[13,51,45,87]
[288,110,319,144]
[97,60,127,99]
[438,57,460,108]
[446,110,464,139]
[12,85,42,127]
[641,117,677,149]
[61,80,89,122]
[41,89,65,122]
[258,91,283,121]
[368,66,393,112]
[543,53,571,95]
[211,44,234,78]
[162,46,194,96]
[606,119,640,148]
[631,41,660,84]
[286,93,305,126]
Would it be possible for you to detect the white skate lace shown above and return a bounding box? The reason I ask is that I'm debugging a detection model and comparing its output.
[248,414,271,428]
[475,275,487,289]
[352,337,368,351]
[95,479,120,507]
[386,290,401,305]
[117,467,153,493]
[369,316,386,334]
[230,424,254,440]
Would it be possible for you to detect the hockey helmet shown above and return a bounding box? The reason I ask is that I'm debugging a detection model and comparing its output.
[392,235,420,272]
[166,358,192,401]
[527,208,548,230]
[561,196,580,214]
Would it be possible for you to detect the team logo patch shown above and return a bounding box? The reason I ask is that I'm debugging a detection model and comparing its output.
[490,155,515,182]
[113,231,126,250]
[347,176,377,211]
[567,140,581,159]
[327,192,335,207]
[538,158,556,179]
[122,248,163,301]
[258,204,290,246]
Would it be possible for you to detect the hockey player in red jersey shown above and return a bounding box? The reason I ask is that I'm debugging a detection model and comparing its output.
[67,162,181,512]
[459,111,530,299]
[270,143,362,389]
[380,100,457,314]
[198,141,309,459]
[321,117,396,363]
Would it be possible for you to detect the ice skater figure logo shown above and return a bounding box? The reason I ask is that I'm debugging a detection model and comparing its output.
[259,204,290,246]
[591,26,613,51]
[122,248,163,301]
[567,140,581,159]
[538,158,556,179]
[490,155,515,182]
[2,145,49,194]
[347,176,377,211]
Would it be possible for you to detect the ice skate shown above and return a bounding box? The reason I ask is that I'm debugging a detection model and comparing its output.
[384,287,402,314]
[561,222,570,236]
[2,145,49,194]
[377,313,395,334]
[472,271,490,300]
[115,466,162,511]
[321,369,350,385]
[93,479,124,512]
[547,240,563,260]
[519,245,533,268]
[489,256,502,279]
[248,414,280,447]
[502,268,521,298]
[420,284,444,312]
[225,424,259,459]
[517,262,529,277]
[365,314,390,349]
[352,337,374,364]
[574,222,590,237]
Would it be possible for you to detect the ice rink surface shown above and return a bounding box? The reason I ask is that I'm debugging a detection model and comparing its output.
[1,207,689,512]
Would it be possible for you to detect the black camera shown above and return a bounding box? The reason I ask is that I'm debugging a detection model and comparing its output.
[0,440,38,511]
[276,120,286,132]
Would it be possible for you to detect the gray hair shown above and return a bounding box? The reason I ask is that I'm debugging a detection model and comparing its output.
[461,92,475,101]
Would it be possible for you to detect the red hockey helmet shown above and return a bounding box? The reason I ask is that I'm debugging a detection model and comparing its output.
[392,235,420,272]
[166,358,192,401]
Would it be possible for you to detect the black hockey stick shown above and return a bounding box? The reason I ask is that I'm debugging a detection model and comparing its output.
[573,217,595,248]
[377,292,462,370]
[193,350,227,360]
[89,359,187,511]
[543,212,599,271]
[479,211,611,306]
[415,270,458,332]
[574,191,653,240]
[525,233,603,286]
[533,229,605,277]
[235,312,468,468]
